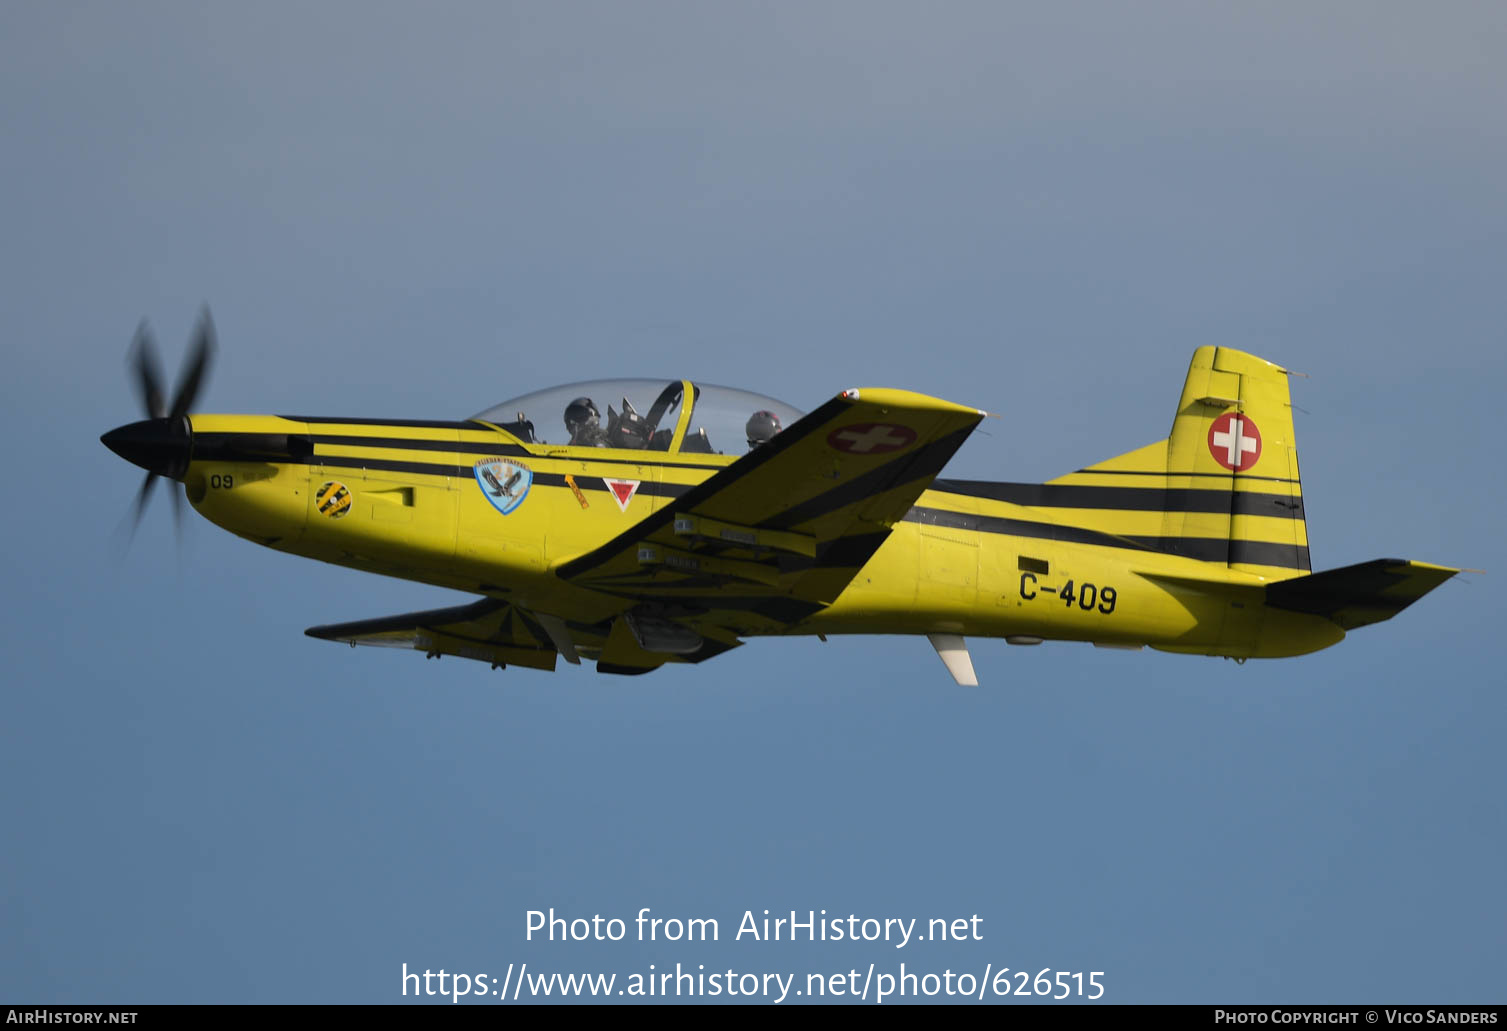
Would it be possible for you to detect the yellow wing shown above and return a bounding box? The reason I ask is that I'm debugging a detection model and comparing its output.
[557,387,984,636]
[306,599,560,670]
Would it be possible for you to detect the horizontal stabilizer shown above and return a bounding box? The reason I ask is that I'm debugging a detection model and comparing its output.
[1265,559,1459,630]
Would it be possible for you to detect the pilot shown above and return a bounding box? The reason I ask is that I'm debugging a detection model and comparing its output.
[565,396,606,446]
[746,409,782,449]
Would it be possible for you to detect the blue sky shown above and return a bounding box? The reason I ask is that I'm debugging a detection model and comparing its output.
[2,2,1502,1004]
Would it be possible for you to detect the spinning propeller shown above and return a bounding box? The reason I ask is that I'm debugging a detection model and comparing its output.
[101,308,216,535]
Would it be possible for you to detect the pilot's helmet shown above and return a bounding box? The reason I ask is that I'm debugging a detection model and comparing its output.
[565,397,600,438]
[746,409,782,448]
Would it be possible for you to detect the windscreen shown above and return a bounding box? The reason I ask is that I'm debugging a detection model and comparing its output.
[472,379,804,455]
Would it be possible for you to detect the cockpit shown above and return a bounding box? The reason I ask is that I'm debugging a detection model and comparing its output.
[470,379,805,456]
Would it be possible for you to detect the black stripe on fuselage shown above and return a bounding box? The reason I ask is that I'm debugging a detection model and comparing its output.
[277,419,735,470]
[905,506,1311,570]
[193,432,314,463]
[286,416,481,429]
[932,479,1305,518]
[311,453,693,499]
[909,506,1146,552]
[196,431,705,496]
[1060,467,1299,485]
[1112,533,1308,570]
[312,434,530,458]
[304,431,732,470]
[209,430,1302,517]
[530,473,689,499]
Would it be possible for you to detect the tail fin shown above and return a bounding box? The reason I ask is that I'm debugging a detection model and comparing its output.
[1049,346,1309,579]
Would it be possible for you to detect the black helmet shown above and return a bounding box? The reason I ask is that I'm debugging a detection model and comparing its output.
[746,409,781,447]
[565,396,600,436]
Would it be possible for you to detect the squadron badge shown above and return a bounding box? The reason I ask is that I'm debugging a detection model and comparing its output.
[474,458,532,515]
[316,481,352,519]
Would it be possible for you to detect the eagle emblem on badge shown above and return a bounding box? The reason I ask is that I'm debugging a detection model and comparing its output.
[474,458,532,515]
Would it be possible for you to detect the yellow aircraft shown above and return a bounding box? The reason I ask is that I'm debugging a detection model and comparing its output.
[102,310,1458,683]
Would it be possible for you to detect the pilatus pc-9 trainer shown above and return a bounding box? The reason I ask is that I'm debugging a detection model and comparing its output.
[102,312,1457,684]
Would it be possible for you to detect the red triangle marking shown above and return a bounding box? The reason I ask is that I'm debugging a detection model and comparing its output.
[605,479,640,511]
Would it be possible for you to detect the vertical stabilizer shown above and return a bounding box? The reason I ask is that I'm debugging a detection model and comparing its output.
[1164,347,1307,578]
[1047,347,1309,579]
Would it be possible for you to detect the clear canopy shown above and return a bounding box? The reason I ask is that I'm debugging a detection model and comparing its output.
[471,379,805,456]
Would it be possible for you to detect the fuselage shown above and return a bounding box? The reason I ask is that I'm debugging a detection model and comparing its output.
[178,413,1344,660]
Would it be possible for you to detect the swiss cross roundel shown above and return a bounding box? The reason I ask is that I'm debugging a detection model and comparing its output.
[1207,412,1262,471]
[826,422,917,455]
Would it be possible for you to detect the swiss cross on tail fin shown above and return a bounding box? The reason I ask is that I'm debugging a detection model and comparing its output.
[556,387,985,637]
[1208,413,1262,471]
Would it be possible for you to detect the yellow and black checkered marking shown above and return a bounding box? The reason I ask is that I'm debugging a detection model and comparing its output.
[316,481,352,519]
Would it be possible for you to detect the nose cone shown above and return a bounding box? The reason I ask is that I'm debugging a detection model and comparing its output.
[101,417,191,480]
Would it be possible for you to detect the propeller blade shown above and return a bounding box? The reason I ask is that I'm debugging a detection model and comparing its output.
[113,307,217,551]
[168,479,184,538]
[169,307,216,419]
[130,321,166,420]
[131,470,159,531]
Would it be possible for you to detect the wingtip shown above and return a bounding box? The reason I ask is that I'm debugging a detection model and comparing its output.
[833,387,989,416]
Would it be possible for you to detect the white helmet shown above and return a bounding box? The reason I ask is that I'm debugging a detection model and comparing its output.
[746,409,781,448]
